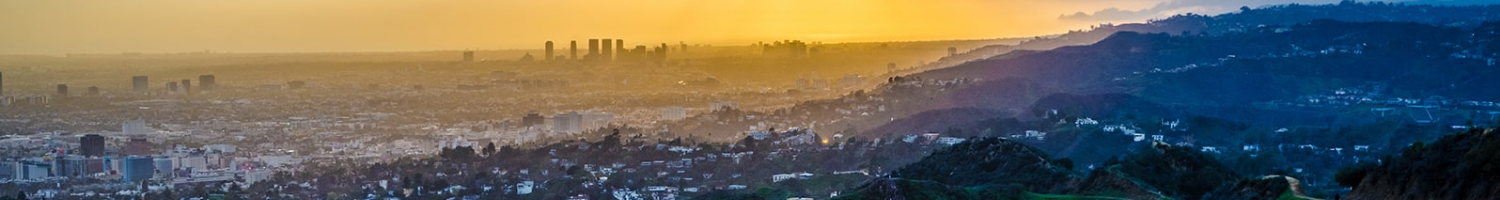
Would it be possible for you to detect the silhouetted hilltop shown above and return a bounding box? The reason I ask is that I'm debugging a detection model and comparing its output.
[892,137,1080,191]
[1342,128,1500,199]
[1087,143,1244,200]
[836,137,1308,200]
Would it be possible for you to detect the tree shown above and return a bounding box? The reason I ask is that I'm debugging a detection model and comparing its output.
[740,135,758,149]
[431,179,451,191]
[483,142,497,156]
[441,146,477,161]
[602,129,622,148]
[15,191,25,200]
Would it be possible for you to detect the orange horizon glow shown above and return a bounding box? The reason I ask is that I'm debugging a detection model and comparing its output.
[0,0,1167,55]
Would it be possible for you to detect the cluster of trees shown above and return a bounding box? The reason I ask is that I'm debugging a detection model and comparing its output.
[1102,144,1243,199]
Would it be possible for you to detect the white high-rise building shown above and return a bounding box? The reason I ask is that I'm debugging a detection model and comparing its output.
[660,107,687,121]
[582,112,615,131]
[552,112,583,134]
[122,119,148,135]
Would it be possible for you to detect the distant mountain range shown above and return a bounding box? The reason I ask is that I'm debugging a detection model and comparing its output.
[751,2,1500,199]
[878,2,1500,132]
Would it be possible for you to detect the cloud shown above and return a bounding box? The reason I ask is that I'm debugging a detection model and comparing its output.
[1059,0,1341,21]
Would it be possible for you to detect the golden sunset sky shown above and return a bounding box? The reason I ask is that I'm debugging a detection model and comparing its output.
[1,0,1345,54]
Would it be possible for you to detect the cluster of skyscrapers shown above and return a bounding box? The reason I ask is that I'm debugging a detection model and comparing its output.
[0,70,226,107]
[130,74,216,96]
[451,39,674,64]
[542,39,670,64]
[0,119,238,183]
[514,110,615,134]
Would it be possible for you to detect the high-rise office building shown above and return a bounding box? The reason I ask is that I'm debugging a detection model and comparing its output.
[80,134,105,157]
[588,39,600,60]
[661,107,687,121]
[663,43,675,62]
[153,157,173,179]
[125,137,151,156]
[582,112,615,131]
[545,41,554,62]
[616,39,625,61]
[0,71,5,96]
[522,111,545,128]
[55,84,68,97]
[123,119,147,135]
[180,79,192,94]
[86,86,99,96]
[463,51,475,62]
[602,38,614,62]
[60,155,87,177]
[167,82,178,94]
[570,41,578,61]
[553,112,583,134]
[198,75,216,91]
[132,76,148,95]
[121,156,153,182]
[633,46,648,62]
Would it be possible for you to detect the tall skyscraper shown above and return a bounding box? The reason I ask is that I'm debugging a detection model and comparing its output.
[553,112,583,134]
[616,39,625,61]
[522,111,545,128]
[463,51,475,62]
[180,79,192,94]
[167,82,178,94]
[121,156,153,182]
[545,41,554,62]
[570,41,578,61]
[0,71,5,96]
[661,107,687,121]
[132,76,148,95]
[588,39,599,60]
[55,84,68,97]
[123,119,148,135]
[602,38,614,62]
[87,86,99,96]
[198,75,216,91]
[79,134,105,157]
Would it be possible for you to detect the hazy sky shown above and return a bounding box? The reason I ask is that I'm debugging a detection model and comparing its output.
[3,0,1459,55]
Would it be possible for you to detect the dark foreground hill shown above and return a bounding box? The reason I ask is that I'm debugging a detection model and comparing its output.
[1342,128,1500,199]
[832,137,1309,200]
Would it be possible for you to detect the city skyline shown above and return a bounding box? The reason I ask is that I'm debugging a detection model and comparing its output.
[0,0,1413,55]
